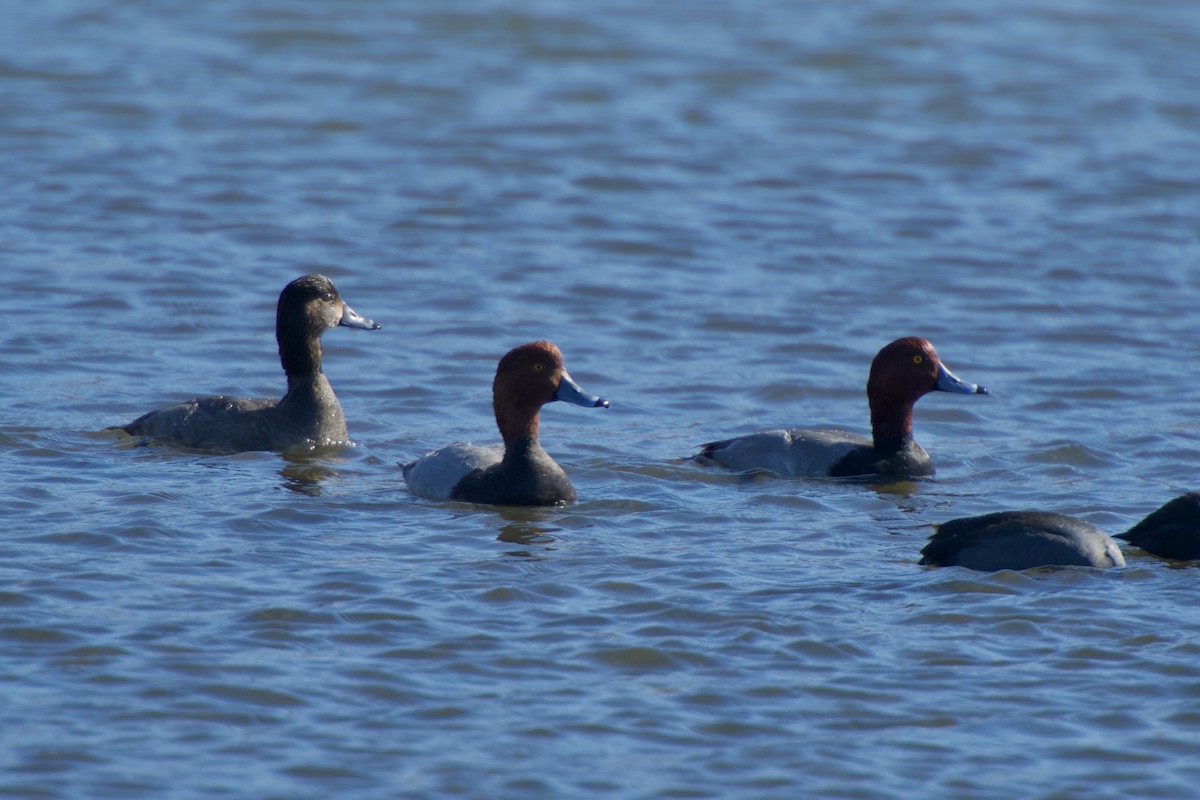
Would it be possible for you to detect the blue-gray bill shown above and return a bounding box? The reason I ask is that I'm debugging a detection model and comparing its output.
[936,362,987,395]
[554,371,609,408]
[340,302,380,330]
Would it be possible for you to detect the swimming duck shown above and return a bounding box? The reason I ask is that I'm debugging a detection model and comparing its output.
[117,274,379,452]
[919,510,1126,571]
[698,337,987,479]
[403,340,608,506]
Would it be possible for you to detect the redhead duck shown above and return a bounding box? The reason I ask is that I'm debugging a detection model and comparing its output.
[1116,493,1200,560]
[403,340,609,506]
[919,511,1126,571]
[117,274,379,452]
[698,337,987,479]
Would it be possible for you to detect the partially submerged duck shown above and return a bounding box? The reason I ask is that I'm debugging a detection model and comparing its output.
[920,494,1200,571]
[1116,493,1200,560]
[919,511,1126,571]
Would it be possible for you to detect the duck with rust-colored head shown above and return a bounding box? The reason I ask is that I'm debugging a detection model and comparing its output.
[116,274,380,453]
[403,340,609,506]
[698,337,988,479]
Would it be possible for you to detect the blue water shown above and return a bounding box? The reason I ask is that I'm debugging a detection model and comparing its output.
[3,1,1200,798]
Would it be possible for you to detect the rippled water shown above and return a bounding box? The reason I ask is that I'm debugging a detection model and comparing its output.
[3,1,1200,798]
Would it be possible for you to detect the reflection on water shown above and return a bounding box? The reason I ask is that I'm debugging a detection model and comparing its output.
[496,520,558,548]
[278,458,341,496]
[864,477,922,498]
[494,506,560,555]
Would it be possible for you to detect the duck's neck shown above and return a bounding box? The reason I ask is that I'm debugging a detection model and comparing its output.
[870,401,915,453]
[278,332,341,425]
[501,434,546,464]
[284,369,336,403]
[280,336,322,383]
[496,402,540,453]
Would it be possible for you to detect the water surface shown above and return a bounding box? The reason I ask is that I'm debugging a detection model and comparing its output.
[3,1,1200,798]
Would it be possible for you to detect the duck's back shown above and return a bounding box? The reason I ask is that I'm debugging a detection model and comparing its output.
[122,387,348,452]
[122,396,279,450]
[921,511,1126,570]
[699,428,868,477]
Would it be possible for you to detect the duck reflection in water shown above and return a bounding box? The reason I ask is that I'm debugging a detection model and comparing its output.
[497,504,559,546]
[279,458,342,496]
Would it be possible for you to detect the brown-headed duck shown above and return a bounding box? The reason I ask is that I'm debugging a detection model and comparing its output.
[919,511,1126,571]
[697,337,988,479]
[403,340,608,506]
[117,274,379,452]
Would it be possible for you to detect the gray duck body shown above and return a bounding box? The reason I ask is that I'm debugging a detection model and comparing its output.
[119,274,379,452]
[920,510,1126,571]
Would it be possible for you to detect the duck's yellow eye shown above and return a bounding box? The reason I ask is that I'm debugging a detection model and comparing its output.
[913,355,924,365]
[533,363,545,372]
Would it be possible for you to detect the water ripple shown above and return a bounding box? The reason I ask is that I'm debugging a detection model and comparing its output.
[3,1,1200,798]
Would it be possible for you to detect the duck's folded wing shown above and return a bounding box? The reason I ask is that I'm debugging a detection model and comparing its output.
[698,428,864,477]
[403,443,504,500]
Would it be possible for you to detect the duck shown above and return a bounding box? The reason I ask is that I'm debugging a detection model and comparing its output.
[919,511,1126,571]
[1116,493,1200,560]
[403,340,608,506]
[116,274,379,452]
[697,337,988,479]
